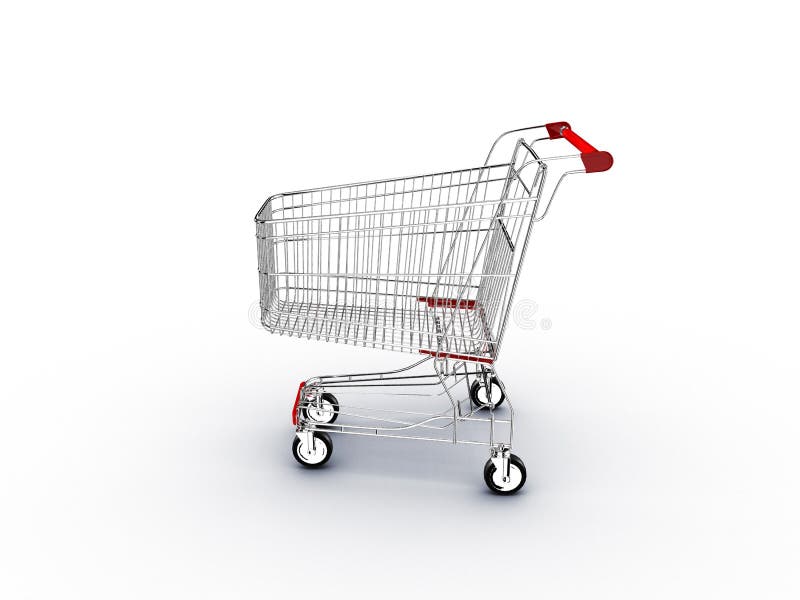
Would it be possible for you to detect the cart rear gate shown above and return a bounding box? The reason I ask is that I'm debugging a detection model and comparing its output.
[256,122,612,494]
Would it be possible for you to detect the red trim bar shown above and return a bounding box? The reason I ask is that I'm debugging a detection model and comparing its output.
[561,128,596,153]
[292,381,305,425]
[417,297,477,310]
[544,121,613,173]
[419,349,494,364]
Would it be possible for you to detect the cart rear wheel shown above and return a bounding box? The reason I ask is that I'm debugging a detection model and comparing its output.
[484,454,526,495]
[292,432,333,468]
[300,392,339,424]
[470,378,506,409]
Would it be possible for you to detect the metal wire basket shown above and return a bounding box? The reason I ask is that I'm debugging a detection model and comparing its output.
[256,122,612,493]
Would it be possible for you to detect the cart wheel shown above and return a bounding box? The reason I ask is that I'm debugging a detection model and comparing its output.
[292,432,333,468]
[300,392,339,424]
[484,454,526,495]
[470,377,506,409]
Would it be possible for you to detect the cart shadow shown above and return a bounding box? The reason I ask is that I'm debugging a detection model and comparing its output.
[323,433,486,483]
[260,412,524,492]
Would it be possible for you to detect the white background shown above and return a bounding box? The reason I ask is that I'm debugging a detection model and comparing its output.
[1,1,798,598]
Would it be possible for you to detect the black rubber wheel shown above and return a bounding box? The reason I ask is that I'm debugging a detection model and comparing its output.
[470,377,506,409]
[291,432,333,468]
[484,454,526,495]
[300,392,339,424]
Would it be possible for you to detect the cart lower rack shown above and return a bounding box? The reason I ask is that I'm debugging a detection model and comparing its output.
[255,122,612,494]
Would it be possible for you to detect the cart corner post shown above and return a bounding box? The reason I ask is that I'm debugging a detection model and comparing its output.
[292,381,306,426]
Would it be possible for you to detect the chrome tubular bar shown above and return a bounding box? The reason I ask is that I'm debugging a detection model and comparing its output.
[265,123,613,462]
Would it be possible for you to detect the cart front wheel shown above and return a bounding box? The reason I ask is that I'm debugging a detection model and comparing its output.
[470,378,506,409]
[484,454,526,495]
[292,432,333,468]
[301,392,340,424]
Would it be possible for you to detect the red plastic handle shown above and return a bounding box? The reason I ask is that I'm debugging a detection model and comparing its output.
[545,121,613,173]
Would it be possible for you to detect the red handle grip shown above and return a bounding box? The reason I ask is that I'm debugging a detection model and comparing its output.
[545,121,613,173]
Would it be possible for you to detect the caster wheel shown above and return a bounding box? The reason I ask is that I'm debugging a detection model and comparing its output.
[484,454,526,495]
[292,432,333,468]
[470,377,506,409]
[300,392,339,424]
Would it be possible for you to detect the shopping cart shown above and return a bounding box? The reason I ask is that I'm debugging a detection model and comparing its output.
[255,122,612,494]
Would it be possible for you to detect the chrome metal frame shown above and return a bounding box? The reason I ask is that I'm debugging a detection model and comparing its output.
[298,356,514,449]
[256,124,591,460]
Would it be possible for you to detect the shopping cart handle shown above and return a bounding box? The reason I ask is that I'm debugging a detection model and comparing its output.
[545,121,613,173]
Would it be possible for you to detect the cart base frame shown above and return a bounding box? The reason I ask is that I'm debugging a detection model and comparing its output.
[291,356,527,494]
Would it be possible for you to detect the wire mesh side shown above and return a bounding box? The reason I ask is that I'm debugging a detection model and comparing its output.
[256,144,545,361]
